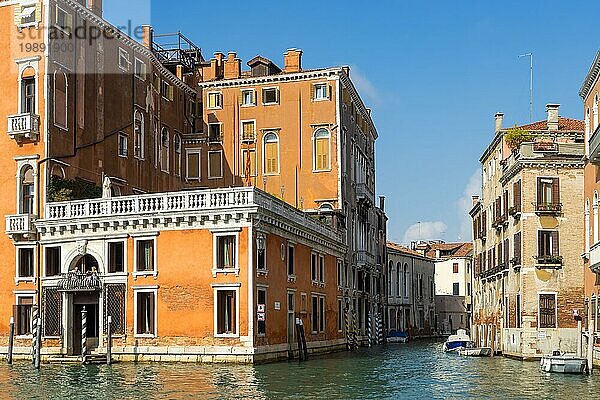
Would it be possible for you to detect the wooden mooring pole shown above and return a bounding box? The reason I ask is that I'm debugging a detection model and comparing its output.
[7,317,14,365]
[34,318,41,369]
[589,300,594,374]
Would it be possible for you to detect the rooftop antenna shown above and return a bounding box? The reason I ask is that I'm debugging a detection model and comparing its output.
[519,53,533,123]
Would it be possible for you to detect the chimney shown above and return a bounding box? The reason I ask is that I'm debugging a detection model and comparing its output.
[546,103,560,131]
[88,0,102,16]
[472,195,479,207]
[210,52,225,80]
[342,66,350,76]
[141,26,153,50]
[379,196,385,211]
[283,48,302,73]
[495,112,504,132]
[224,52,241,80]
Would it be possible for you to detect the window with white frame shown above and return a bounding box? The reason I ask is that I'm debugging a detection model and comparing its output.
[263,132,279,175]
[14,295,34,336]
[17,247,34,279]
[241,89,256,106]
[215,234,237,271]
[161,80,174,101]
[207,92,222,109]
[319,255,325,283]
[134,238,156,275]
[241,149,257,177]
[241,120,256,142]
[262,87,279,105]
[118,133,128,157]
[20,165,34,214]
[208,150,223,179]
[186,148,201,180]
[118,48,131,72]
[108,241,125,274]
[134,110,144,159]
[311,295,318,333]
[21,68,36,114]
[311,253,318,282]
[313,83,329,101]
[134,58,147,80]
[256,234,266,271]
[45,246,60,277]
[257,287,267,335]
[134,288,156,336]
[214,286,239,336]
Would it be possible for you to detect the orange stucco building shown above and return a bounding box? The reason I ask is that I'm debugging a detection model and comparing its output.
[0,0,386,362]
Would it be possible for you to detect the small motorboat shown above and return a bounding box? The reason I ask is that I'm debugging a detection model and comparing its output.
[540,352,587,374]
[387,330,409,343]
[458,347,492,357]
[442,329,471,352]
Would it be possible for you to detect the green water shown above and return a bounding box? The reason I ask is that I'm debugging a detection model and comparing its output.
[1,340,598,399]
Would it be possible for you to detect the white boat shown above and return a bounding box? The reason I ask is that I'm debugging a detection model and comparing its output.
[458,347,492,357]
[442,329,471,352]
[540,353,587,374]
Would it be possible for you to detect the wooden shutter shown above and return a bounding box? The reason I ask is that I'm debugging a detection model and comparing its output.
[265,142,278,173]
[275,88,280,104]
[311,84,316,100]
[552,178,560,206]
[504,191,509,217]
[551,231,559,256]
[209,152,222,178]
[514,232,521,263]
[136,294,143,334]
[514,180,521,211]
[327,85,333,100]
[149,293,155,334]
[13,305,20,335]
[538,231,543,257]
[537,177,543,206]
[482,211,487,233]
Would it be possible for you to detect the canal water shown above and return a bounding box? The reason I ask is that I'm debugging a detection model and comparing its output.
[1,340,600,399]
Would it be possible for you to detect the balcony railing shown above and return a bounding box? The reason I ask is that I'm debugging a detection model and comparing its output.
[590,242,600,273]
[7,113,40,142]
[534,255,563,268]
[590,124,600,166]
[356,182,375,204]
[57,271,101,292]
[356,250,375,267]
[534,202,562,215]
[5,213,36,237]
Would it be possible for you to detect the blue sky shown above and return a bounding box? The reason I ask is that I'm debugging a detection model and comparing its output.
[106,0,598,244]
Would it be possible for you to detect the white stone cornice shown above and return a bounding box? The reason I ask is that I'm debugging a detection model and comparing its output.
[198,68,342,90]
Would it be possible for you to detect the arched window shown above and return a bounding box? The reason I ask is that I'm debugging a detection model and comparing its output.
[594,191,599,244]
[21,166,34,214]
[586,198,590,254]
[173,134,181,177]
[319,203,333,211]
[388,261,393,296]
[313,128,331,171]
[154,125,159,169]
[396,262,401,297]
[54,70,67,128]
[403,263,409,297]
[134,110,144,159]
[161,128,169,172]
[21,67,36,114]
[263,132,279,175]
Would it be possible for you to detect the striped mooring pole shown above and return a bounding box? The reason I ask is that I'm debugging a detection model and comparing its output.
[344,309,351,350]
[81,307,87,365]
[374,314,380,345]
[378,313,384,345]
[367,313,372,347]
[352,310,358,350]
[31,306,38,365]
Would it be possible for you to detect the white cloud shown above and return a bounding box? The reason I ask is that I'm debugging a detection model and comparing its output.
[456,170,482,242]
[403,221,448,244]
[350,65,381,104]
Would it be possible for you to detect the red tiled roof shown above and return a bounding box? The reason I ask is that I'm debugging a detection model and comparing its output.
[425,242,473,259]
[517,117,584,132]
[387,241,433,260]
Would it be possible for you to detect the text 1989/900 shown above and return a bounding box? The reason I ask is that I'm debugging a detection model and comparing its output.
[20,43,74,53]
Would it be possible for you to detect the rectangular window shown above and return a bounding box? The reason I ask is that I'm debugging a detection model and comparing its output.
[161,81,174,101]
[311,253,318,281]
[208,123,222,142]
[337,260,342,286]
[22,77,35,114]
[135,291,155,336]
[538,230,559,258]
[56,6,72,33]
[257,288,266,335]
[287,245,295,276]
[186,149,201,180]
[537,177,560,210]
[241,89,256,106]
[314,133,330,171]
[207,92,223,109]
[311,296,318,333]
[262,88,279,105]
[118,133,128,157]
[257,236,266,271]
[118,48,131,72]
[241,121,256,142]
[453,263,459,274]
[313,83,329,100]
[45,247,60,277]
[18,248,34,278]
[319,255,325,283]
[241,149,257,177]
[453,282,460,296]
[108,242,125,273]
[134,58,147,80]
[319,297,325,332]
[264,139,279,175]
[135,239,154,272]
[208,151,223,179]
[539,293,556,328]
[217,290,237,335]
[14,296,33,336]
[217,235,236,269]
